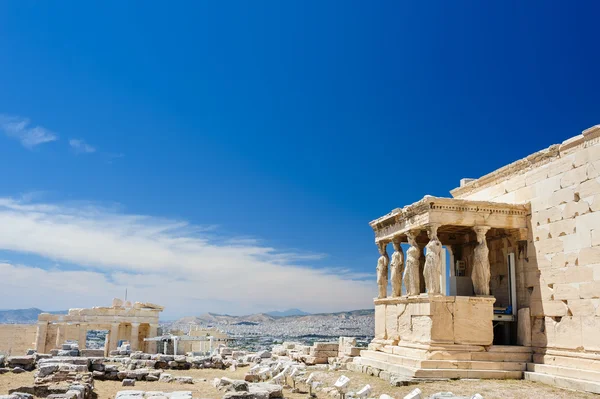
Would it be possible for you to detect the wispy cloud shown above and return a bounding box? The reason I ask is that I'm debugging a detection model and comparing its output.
[0,114,58,149]
[106,152,125,164]
[0,197,375,317]
[69,139,96,154]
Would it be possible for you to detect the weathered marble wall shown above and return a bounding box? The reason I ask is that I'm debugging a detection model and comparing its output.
[0,324,37,355]
[452,126,600,354]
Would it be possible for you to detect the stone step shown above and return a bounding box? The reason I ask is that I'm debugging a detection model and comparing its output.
[418,360,526,371]
[527,363,600,383]
[361,349,531,364]
[414,368,522,380]
[524,371,600,395]
[486,345,532,353]
[353,355,417,377]
[470,352,532,362]
[533,353,600,372]
[356,351,524,379]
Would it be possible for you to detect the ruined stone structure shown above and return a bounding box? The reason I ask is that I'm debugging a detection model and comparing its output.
[0,324,38,355]
[356,125,600,394]
[35,299,163,355]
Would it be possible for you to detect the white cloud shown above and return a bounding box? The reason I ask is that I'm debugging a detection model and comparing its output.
[0,115,58,149]
[0,197,375,317]
[69,139,96,154]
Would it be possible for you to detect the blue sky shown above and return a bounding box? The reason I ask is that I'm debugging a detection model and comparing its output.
[0,2,598,318]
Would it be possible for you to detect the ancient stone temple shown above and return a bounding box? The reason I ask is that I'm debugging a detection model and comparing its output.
[34,299,163,355]
[355,125,600,394]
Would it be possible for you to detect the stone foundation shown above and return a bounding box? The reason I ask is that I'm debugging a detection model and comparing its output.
[373,295,495,347]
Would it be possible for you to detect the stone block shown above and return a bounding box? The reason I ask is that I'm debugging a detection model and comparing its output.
[541,301,568,316]
[453,298,493,345]
[374,305,386,340]
[531,317,547,347]
[430,301,454,344]
[535,238,564,255]
[554,284,580,300]
[514,185,537,203]
[409,316,432,344]
[122,379,135,387]
[582,317,600,351]
[579,177,600,198]
[561,166,588,188]
[385,304,399,343]
[548,156,575,178]
[550,316,583,350]
[312,343,338,351]
[525,167,550,186]
[549,187,575,207]
[567,299,596,316]
[548,219,576,237]
[562,266,594,284]
[517,308,531,346]
[563,200,590,219]
[505,173,526,192]
[592,230,600,247]
[580,247,600,265]
[580,282,600,299]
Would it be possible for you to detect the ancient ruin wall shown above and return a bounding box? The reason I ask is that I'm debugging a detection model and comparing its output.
[451,126,600,354]
[0,324,37,355]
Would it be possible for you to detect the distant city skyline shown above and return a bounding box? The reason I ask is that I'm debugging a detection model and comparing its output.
[0,2,598,318]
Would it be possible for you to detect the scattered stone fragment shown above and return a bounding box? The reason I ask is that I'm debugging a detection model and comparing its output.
[122,379,136,387]
[229,381,249,392]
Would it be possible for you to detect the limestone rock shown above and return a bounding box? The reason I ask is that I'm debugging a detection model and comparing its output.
[122,379,136,387]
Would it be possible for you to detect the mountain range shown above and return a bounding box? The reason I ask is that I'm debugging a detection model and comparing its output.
[0,308,67,324]
[0,307,373,326]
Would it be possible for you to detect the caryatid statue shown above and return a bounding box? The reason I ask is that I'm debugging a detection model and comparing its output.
[423,224,442,295]
[390,239,404,297]
[376,242,389,299]
[403,230,421,296]
[472,226,491,295]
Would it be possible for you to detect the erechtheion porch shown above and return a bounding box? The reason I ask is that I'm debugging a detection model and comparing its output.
[357,195,533,379]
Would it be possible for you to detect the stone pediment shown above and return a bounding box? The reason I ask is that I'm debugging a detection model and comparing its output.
[369,196,529,244]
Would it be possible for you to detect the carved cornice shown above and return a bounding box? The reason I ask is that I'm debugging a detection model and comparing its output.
[370,196,529,243]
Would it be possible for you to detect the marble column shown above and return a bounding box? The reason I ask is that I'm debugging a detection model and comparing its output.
[109,323,120,352]
[376,242,389,299]
[472,226,492,296]
[35,321,49,353]
[390,239,404,297]
[130,323,140,351]
[423,224,442,295]
[403,230,421,296]
[418,242,426,293]
[147,324,158,353]
[55,324,65,349]
[78,323,87,350]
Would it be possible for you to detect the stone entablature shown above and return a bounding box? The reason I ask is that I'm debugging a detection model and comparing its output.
[370,196,529,244]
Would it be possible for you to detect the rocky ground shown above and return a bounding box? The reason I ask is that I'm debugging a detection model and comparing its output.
[0,366,597,399]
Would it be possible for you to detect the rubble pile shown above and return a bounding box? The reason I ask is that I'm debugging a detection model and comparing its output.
[271,337,362,366]
[214,377,284,399]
